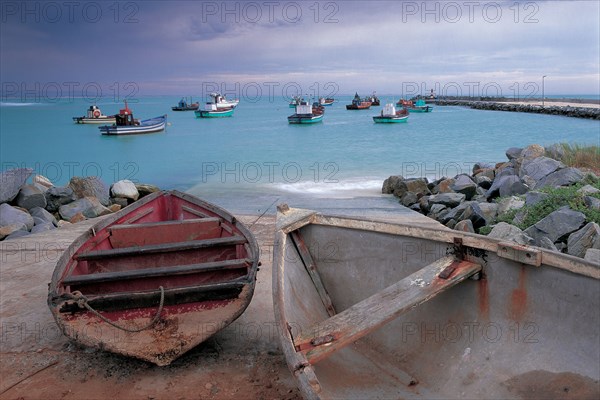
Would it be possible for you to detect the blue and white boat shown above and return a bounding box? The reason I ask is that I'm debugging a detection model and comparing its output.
[73,105,116,124]
[99,102,167,135]
[373,103,409,123]
[195,103,235,118]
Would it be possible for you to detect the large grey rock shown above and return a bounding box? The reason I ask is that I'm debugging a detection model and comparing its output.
[400,192,418,207]
[584,248,600,264]
[45,186,77,212]
[538,237,559,252]
[454,220,475,233]
[525,191,549,207]
[495,166,517,179]
[440,201,473,224]
[382,175,404,194]
[474,175,493,189]
[434,178,456,194]
[429,204,447,218]
[487,175,529,199]
[32,174,53,190]
[545,143,565,161]
[519,157,564,181]
[505,147,523,160]
[497,196,525,216]
[577,185,600,195]
[0,223,28,240]
[135,183,161,198]
[15,184,47,210]
[29,206,58,226]
[524,208,586,244]
[463,202,498,229]
[31,222,56,234]
[5,230,31,240]
[487,222,534,246]
[0,203,34,231]
[69,176,110,206]
[450,175,477,200]
[428,193,465,208]
[58,197,113,221]
[473,162,494,173]
[584,196,600,210]
[111,179,139,201]
[0,168,33,204]
[567,222,600,258]
[520,144,545,159]
[535,167,585,189]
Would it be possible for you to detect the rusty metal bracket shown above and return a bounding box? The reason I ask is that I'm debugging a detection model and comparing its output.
[497,242,542,267]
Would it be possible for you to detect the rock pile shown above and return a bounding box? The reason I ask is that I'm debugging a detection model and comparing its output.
[383,144,600,262]
[434,99,600,120]
[0,169,160,241]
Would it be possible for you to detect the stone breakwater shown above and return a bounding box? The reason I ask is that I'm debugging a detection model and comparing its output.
[383,144,600,262]
[432,99,600,120]
[0,169,160,241]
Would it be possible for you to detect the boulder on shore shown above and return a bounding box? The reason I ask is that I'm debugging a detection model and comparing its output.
[0,168,33,204]
[0,203,34,231]
[69,176,111,206]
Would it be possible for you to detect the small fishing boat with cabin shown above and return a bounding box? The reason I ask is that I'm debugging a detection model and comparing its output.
[290,96,303,108]
[410,98,433,112]
[273,206,600,400]
[319,97,335,106]
[171,97,199,111]
[98,102,166,135]
[195,103,235,118]
[288,100,325,124]
[373,103,409,123]
[48,190,259,366]
[367,92,380,106]
[209,92,239,109]
[73,105,116,124]
[346,93,372,110]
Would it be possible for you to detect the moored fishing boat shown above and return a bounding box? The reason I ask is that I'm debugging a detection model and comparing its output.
[210,92,239,109]
[319,97,335,106]
[410,98,433,112]
[171,97,199,111]
[373,103,409,123]
[195,103,235,118]
[48,190,259,366]
[346,93,372,110]
[98,102,166,135]
[367,92,380,106]
[73,105,116,124]
[288,101,324,124]
[273,206,600,400]
[290,96,303,108]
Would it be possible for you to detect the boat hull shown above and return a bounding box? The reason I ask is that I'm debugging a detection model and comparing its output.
[48,190,259,366]
[273,208,600,399]
[288,114,324,124]
[408,106,433,113]
[195,108,234,118]
[99,115,167,135]
[346,104,371,110]
[373,115,408,123]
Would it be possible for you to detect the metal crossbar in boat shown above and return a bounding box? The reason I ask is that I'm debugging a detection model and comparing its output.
[74,235,247,260]
[293,255,482,364]
[62,258,252,286]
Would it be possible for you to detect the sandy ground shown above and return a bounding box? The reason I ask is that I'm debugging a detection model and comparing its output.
[0,214,301,400]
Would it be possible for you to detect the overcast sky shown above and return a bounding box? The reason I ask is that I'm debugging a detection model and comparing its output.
[1,0,599,99]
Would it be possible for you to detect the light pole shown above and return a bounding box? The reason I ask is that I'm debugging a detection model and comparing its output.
[542,75,547,106]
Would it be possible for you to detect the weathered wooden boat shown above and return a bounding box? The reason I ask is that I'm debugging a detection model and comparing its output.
[73,105,116,124]
[346,93,371,110]
[48,190,259,366]
[171,97,199,111]
[99,102,166,135]
[373,103,409,123]
[288,101,324,124]
[273,206,600,400]
[195,103,235,118]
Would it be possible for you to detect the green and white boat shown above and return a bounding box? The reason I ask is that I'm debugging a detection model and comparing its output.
[195,104,234,118]
[373,103,409,123]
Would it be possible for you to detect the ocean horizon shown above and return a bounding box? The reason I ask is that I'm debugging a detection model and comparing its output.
[2,95,599,215]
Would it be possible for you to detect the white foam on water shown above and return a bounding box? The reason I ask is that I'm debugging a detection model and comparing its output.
[274,179,383,198]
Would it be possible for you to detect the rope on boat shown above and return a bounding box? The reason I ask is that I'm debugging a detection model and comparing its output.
[66,286,165,332]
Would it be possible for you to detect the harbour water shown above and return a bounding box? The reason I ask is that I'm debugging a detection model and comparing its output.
[1,95,599,215]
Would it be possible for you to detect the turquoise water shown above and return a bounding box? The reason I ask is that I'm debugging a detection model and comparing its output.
[1,96,599,214]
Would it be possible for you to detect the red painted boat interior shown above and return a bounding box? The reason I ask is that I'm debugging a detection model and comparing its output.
[61,193,251,296]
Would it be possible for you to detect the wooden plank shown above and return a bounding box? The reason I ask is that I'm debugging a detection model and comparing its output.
[75,235,247,261]
[293,256,482,364]
[290,230,336,317]
[108,218,222,248]
[123,208,154,224]
[181,205,210,218]
[63,258,251,286]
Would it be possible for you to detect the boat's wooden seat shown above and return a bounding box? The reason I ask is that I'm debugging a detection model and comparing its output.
[63,258,251,286]
[293,255,482,364]
[108,217,223,248]
[75,235,247,261]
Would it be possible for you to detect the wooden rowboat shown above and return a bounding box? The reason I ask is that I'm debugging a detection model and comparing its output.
[273,206,600,399]
[48,190,259,366]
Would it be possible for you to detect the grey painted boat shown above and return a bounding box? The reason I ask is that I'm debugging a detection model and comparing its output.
[273,206,600,399]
